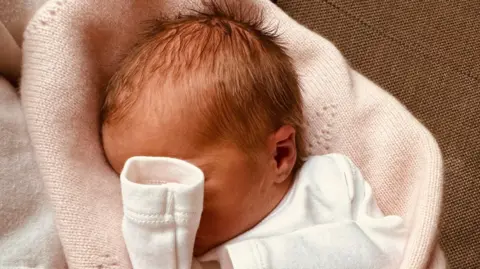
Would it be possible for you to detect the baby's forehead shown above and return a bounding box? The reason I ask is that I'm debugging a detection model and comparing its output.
[102,118,200,171]
[102,114,246,174]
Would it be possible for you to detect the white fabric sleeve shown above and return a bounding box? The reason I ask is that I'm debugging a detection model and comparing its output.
[120,157,205,269]
[225,154,407,269]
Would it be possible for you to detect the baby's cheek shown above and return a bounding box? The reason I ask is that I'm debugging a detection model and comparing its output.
[202,179,225,211]
[202,178,244,218]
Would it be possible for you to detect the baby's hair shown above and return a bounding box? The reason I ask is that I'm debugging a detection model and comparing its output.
[101,0,306,170]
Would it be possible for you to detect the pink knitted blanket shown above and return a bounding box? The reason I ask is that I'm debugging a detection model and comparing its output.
[20,0,445,268]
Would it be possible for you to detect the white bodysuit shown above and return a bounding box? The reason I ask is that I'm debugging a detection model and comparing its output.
[121,154,406,269]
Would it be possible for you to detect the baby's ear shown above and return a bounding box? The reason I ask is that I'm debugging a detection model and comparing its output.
[272,125,297,183]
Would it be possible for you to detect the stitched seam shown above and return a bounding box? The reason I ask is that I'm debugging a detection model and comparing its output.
[321,0,479,83]
[124,207,191,218]
[124,213,190,225]
[123,198,200,217]
[123,206,193,225]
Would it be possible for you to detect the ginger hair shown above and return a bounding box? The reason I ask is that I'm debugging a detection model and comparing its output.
[101,0,306,170]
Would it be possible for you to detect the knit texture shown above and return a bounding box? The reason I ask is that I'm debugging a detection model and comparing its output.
[276,1,480,268]
[0,76,65,268]
[0,1,39,40]
[20,0,444,268]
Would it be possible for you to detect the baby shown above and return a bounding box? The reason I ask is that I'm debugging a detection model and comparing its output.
[101,1,406,268]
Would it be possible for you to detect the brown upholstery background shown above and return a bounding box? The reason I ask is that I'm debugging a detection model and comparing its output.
[276,1,480,268]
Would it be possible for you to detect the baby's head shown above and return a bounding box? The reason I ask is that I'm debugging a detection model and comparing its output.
[101,0,305,255]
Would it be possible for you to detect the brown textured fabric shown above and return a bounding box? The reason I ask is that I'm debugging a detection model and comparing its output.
[277,1,480,268]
